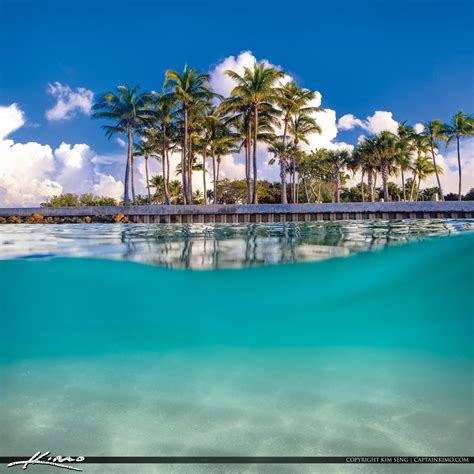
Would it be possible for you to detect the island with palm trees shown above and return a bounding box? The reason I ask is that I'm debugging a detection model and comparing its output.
[0,61,473,224]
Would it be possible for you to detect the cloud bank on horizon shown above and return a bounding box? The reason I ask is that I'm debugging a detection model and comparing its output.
[0,51,472,206]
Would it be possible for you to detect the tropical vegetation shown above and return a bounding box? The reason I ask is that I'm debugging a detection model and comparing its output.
[89,64,473,205]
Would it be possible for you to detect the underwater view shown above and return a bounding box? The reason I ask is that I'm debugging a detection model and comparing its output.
[0,221,473,473]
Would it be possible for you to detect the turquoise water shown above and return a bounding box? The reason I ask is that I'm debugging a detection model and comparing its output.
[0,226,473,473]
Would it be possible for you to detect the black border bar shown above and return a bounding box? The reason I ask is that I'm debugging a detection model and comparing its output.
[2,456,473,464]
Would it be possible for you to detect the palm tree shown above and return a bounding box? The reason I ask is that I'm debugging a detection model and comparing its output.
[275,81,323,203]
[149,92,177,204]
[218,97,254,203]
[268,139,297,202]
[442,111,474,200]
[397,123,416,201]
[164,65,214,204]
[411,133,431,200]
[326,149,351,203]
[421,120,446,201]
[202,112,238,204]
[354,138,380,202]
[411,154,443,200]
[134,136,159,202]
[92,84,152,205]
[363,132,399,201]
[225,62,284,203]
[289,113,322,202]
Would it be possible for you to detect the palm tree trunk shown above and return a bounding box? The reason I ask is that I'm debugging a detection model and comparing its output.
[217,157,221,184]
[188,136,193,203]
[281,119,289,204]
[212,153,217,204]
[202,152,207,205]
[292,158,296,203]
[410,172,417,201]
[430,141,444,201]
[166,147,170,193]
[124,129,132,205]
[280,163,287,204]
[367,169,374,202]
[182,107,189,204]
[456,135,462,201]
[401,167,405,201]
[163,125,170,205]
[246,122,252,204]
[360,170,365,202]
[334,165,340,203]
[252,105,258,204]
[145,156,151,203]
[381,158,388,201]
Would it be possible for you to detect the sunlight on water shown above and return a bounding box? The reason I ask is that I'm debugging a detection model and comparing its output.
[0,219,472,269]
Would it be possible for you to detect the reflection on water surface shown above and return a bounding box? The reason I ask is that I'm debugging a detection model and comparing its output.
[0,219,472,269]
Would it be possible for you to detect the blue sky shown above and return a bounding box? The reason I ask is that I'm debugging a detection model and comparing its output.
[0,0,473,204]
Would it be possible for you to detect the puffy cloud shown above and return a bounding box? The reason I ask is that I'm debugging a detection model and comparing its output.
[337,114,365,131]
[0,104,25,140]
[338,111,399,135]
[92,174,123,201]
[45,82,94,121]
[0,138,62,206]
[0,103,124,206]
[413,123,424,134]
[367,111,399,135]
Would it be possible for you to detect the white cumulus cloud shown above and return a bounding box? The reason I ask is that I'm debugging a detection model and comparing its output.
[0,103,124,206]
[45,82,94,121]
[0,104,25,140]
[338,111,399,135]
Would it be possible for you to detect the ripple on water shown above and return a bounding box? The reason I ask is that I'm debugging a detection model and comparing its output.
[0,219,473,268]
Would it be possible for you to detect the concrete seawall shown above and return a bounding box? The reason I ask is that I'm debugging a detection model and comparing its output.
[1,202,473,223]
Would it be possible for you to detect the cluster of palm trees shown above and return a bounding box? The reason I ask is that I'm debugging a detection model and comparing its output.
[92,64,473,205]
[346,113,473,202]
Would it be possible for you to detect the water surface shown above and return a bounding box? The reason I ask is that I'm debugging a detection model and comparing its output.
[0,219,472,268]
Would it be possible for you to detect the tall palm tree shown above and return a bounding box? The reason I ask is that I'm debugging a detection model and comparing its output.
[92,84,152,205]
[326,149,351,203]
[289,113,322,202]
[164,65,214,204]
[421,120,446,201]
[218,97,254,203]
[149,92,177,204]
[268,139,297,202]
[275,81,323,203]
[397,123,416,201]
[134,135,159,202]
[411,133,431,200]
[225,62,284,203]
[364,132,399,201]
[442,111,474,200]
[355,138,380,202]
